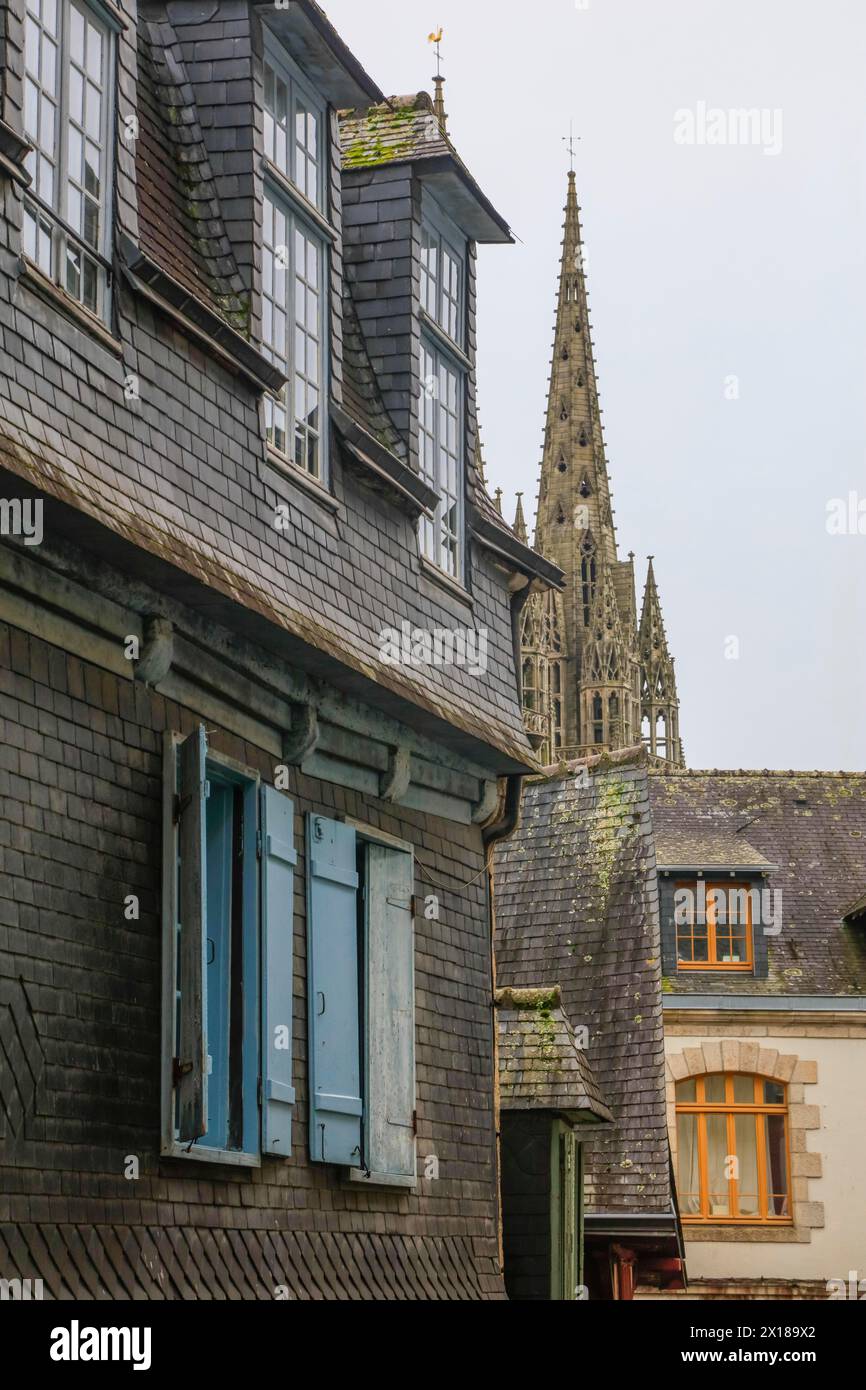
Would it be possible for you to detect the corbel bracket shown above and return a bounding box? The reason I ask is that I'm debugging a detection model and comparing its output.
[282,703,319,765]
[380,745,411,803]
[135,616,174,687]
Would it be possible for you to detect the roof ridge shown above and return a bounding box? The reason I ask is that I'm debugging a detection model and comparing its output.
[650,768,866,779]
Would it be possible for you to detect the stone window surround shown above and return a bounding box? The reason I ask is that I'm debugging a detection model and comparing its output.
[666,1040,823,1243]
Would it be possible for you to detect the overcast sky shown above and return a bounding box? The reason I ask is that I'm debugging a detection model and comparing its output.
[325,0,866,771]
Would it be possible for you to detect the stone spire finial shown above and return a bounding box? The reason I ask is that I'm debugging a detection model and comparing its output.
[494,487,503,515]
[513,492,528,544]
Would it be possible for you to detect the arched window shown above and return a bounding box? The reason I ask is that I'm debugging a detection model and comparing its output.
[592,693,604,744]
[655,711,667,758]
[581,554,596,625]
[641,714,651,746]
[676,1075,790,1224]
[522,657,535,711]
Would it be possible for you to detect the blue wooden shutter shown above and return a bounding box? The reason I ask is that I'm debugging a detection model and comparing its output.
[366,843,416,1178]
[306,815,362,1166]
[177,726,208,1142]
[261,785,297,1156]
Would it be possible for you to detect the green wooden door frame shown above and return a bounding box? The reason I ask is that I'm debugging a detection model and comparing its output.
[550,1119,584,1299]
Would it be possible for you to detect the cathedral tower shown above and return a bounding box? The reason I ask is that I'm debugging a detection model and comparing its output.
[519,173,685,766]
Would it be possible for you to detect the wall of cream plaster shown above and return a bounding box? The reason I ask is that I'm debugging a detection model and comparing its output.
[664,1030,866,1285]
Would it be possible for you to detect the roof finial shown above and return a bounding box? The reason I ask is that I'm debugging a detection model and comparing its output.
[428,27,448,134]
[494,487,503,515]
[563,121,580,174]
[513,492,528,543]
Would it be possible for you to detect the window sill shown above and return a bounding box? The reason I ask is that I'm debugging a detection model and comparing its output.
[18,256,121,355]
[419,554,472,607]
[265,447,341,514]
[344,1168,417,1192]
[160,1140,261,1169]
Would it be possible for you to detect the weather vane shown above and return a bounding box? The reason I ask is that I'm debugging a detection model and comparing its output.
[563,121,581,172]
[428,26,444,76]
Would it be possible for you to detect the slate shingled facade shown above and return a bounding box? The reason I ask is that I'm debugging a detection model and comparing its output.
[494,748,685,1297]
[0,0,559,1300]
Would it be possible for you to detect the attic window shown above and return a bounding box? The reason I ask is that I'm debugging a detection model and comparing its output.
[263,39,324,210]
[421,196,465,347]
[22,0,115,320]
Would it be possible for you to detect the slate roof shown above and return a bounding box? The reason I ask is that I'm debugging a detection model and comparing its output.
[650,771,866,996]
[655,829,774,871]
[0,1223,501,1300]
[340,287,406,457]
[135,15,249,330]
[495,986,613,1123]
[340,93,451,169]
[494,748,675,1215]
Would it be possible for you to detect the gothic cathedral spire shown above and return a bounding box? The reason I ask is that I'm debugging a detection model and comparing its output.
[520,173,685,766]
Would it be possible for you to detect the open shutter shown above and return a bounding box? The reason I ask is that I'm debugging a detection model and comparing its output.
[306,815,362,1166]
[366,843,416,1178]
[261,785,297,1156]
[177,726,208,1141]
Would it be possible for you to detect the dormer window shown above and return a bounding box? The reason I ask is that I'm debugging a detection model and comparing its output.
[263,38,323,210]
[419,193,467,581]
[420,198,464,347]
[22,0,115,320]
[260,38,328,480]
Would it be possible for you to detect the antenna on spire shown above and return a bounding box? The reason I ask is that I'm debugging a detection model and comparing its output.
[562,121,581,173]
[428,26,448,134]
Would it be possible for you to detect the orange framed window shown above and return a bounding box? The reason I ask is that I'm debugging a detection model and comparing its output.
[675,1074,791,1224]
[675,880,754,970]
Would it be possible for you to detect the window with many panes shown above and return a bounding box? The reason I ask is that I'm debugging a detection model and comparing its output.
[419,196,467,580]
[22,0,113,319]
[419,339,462,578]
[674,880,754,970]
[261,40,328,480]
[676,1074,790,1223]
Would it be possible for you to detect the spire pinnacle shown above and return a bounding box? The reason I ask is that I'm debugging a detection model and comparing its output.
[494,487,503,516]
[428,27,448,134]
[513,492,528,543]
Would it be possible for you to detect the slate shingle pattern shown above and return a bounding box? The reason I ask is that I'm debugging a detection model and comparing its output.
[494,749,675,1214]
[650,771,866,996]
[0,14,534,770]
[136,17,249,329]
[495,987,612,1122]
[0,625,505,1300]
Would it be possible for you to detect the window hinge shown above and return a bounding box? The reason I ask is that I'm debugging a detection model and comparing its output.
[257,1077,263,1108]
[256,830,263,860]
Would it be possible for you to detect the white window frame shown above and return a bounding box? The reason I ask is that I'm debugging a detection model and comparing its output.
[420,192,465,350]
[261,186,329,482]
[21,0,117,322]
[419,334,465,582]
[262,33,326,213]
[260,38,329,482]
